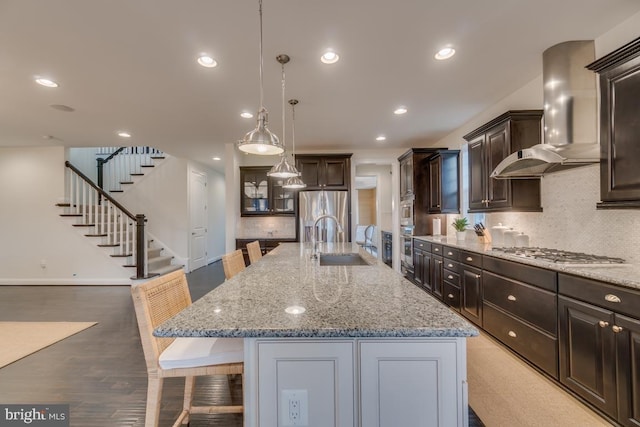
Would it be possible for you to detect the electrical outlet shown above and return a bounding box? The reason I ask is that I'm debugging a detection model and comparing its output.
[281,389,308,426]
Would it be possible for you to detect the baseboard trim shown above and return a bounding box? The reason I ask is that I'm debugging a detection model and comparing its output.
[0,278,132,286]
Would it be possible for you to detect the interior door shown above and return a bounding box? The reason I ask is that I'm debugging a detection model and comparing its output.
[189,169,208,271]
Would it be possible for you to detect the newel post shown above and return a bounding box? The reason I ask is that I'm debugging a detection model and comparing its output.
[135,214,146,279]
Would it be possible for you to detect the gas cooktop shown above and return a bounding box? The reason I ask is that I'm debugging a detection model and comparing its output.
[490,247,626,265]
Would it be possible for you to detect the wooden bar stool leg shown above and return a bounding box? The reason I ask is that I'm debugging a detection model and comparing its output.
[145,375,163,427]
[183,376,196,425]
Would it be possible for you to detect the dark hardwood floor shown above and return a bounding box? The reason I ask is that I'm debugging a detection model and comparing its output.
[0,261,483,426]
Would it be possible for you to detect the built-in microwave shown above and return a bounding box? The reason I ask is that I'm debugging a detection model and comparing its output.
[400,199,413,226]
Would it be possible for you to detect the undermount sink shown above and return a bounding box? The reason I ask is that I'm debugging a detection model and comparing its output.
[319,253,370,266]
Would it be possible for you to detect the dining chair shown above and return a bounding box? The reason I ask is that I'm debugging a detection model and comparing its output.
[246,240,263,265]
[131,269,244,427]
[222,249,246,280]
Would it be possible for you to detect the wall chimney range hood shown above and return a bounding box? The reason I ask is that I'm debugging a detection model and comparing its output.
[491,40,599,179]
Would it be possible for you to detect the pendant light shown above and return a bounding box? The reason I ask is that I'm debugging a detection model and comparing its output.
[267,54,299,178]
[237,0,284,155]
[283,99,307,189]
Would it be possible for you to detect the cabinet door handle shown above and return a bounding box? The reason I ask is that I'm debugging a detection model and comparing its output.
[605,294,621,303]
[434,248,439,252]
[466,257,473,262]
[612,325,624,333]
[508,331,517,338]
[448,293,454,299]
[599,320,609,328]
[447,263,453,268]
[507,295,516,301]
[447,275,454,280]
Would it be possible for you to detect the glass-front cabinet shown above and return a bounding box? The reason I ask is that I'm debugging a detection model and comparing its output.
[240,166,296,216]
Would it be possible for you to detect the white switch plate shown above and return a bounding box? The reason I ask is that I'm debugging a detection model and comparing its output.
[280,389,308,426]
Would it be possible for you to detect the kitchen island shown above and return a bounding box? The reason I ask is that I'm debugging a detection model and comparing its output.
[155,242,478,427]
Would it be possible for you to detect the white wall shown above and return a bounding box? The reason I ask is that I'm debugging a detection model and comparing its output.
[68,147,99,182]
[432,11,640,263]
[0,146,131,284]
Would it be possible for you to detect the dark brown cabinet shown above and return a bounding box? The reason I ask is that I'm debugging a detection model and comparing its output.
[460,251,483,327]
[295,154,351,190]
[559,273,640,425]
[412,239,431,290]
[587,36,640,209]
[464,111,543,213]
[240,167,296,216]
[428,151,460,214]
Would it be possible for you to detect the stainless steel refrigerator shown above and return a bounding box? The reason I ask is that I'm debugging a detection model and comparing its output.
[299,191,349,243]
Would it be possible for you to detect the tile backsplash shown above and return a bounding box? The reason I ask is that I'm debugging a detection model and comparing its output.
[485,164,640,264]
[237,216,297,239]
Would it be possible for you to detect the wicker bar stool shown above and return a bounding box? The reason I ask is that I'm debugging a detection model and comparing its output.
[222,249,246,280]
[246,240,263,265]
[131,270,244,427]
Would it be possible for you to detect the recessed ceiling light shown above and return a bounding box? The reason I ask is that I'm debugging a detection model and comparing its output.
[394,107,408,115]
[435,47,456,60]
[197,55,218,68]
[35,78,59,88]
[320,50,339,64]
[117,131,132,138]
[376,135,387,141]
[240,112,254,119]
[212,156,221,161]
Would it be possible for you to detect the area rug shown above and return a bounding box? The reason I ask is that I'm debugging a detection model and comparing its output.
[0,321,97,368]
[467,332,610,427]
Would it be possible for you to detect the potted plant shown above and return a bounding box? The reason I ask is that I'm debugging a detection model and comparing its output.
[452,217,469,241]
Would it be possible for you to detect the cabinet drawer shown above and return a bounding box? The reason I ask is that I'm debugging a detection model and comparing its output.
[461,250,482,268]
[443,246,460,261]
[443,260,459,273]
[443,269,460,286]
[431,244,443,255]
[483,256,557,292]
[559,273,640,319]
[413,239,431,251]
[443,281,460,312]
[484,303,558,379]
[484,271,557,336]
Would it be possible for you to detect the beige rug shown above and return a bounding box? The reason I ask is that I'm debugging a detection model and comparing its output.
[0,321,97,368]
[467,332,612,427]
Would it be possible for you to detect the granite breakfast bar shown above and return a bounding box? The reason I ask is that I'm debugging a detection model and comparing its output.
[155,242,478,427]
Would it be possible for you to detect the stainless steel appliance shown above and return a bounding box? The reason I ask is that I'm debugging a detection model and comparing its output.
[491,247,625,265]
[299,191,349,243]
[400,199,414,226]
[400,224,415,278]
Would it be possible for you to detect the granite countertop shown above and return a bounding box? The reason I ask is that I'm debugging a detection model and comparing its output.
[414,235,640,291]
[154,242,478,339]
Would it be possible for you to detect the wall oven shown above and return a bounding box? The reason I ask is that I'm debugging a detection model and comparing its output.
[400,199,414,226]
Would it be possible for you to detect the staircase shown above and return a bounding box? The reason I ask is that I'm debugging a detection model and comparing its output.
[59,155,183,279]
[97,146,165,193]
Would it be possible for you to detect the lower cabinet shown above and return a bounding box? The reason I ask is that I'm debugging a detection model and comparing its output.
[460,263,483,327]
[247,337,469,427]
[559,273,640,426]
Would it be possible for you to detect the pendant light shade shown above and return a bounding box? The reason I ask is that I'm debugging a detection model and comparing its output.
[268,54,299,178]
[237,0,284,155]
[283,99,306,189]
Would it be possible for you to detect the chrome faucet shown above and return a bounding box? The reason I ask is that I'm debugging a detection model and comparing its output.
[312,214,344,258]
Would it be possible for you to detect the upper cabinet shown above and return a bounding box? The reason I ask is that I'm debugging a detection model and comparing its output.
[587,36,640,209]
[240,166,297,216]
[463,110,543,213]
[295,154,352,191]
[428,150,460,214]
[398,148,441,202]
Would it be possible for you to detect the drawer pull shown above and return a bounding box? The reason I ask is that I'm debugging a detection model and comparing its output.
[475,274,481,279]
[466,256,473,262]
[434,248,440,252]
[599,321,609,328]
[448,293,454,299]
[508,331,517,338]
[605,294,621,303]
[507,295,517,301]
[447,263,454,268]
[612,325,624,333]
[447,275,454,280]
[447,251,453,256]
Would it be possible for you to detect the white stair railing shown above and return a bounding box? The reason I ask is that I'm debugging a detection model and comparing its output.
[96,146,164,192]
[65,161,148,279]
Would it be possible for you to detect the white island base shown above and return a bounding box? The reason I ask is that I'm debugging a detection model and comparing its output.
[244,337,469,427]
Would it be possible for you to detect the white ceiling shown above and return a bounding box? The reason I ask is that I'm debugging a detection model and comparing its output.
[2,0,639,172]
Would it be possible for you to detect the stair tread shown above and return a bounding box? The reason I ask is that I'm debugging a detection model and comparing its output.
[56,203,71,207]
[120,181,134,184]
[72,223,95,227]
[85,234,108,237]
[60,214,83,217]
[130,173,144,176]
[111,253,132,258]
[148,264,183,276]
[150,156,166,160]
[110,190,124,193]
[140,164,154,168]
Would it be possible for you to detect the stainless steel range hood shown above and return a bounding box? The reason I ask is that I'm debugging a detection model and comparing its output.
[491,40,599,179]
